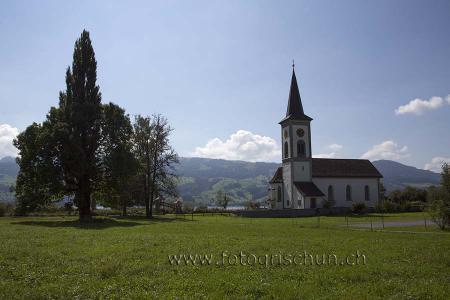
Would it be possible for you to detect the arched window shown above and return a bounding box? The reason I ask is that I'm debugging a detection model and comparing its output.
[346,185,352,201]
[284,141,289,158]
[328,185,334,202]
[277,186,282,202]
[365,185,370,201]
[297,140,306,157]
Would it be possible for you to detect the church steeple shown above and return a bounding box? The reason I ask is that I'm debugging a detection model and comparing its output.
[280,65,312,123]
[286,68,304,117]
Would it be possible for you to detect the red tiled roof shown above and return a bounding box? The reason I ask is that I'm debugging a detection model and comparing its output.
[269,158,382,183]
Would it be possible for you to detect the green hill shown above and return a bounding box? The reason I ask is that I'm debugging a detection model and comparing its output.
[0,156,442,205]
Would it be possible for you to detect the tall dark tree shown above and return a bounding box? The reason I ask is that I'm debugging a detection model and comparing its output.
[56,30,103,221]
[14,30,103,221]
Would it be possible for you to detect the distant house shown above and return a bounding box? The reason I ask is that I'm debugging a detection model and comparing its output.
[268,67,382,209]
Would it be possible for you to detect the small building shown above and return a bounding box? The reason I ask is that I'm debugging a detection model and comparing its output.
[268,67,383,209]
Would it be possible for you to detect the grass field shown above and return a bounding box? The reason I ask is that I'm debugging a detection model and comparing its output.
[0,213,449,299]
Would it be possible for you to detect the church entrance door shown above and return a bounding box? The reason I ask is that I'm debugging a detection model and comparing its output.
[310,198,316,208]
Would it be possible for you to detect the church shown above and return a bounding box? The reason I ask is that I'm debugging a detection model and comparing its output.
[268,67,382,210]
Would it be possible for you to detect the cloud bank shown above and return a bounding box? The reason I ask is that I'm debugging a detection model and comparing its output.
[424,156,450,173]
[192,130,280,162]
[0,123,19,158]
[361,140,410,161]
[313,143,343,159]
[395,95,450,115]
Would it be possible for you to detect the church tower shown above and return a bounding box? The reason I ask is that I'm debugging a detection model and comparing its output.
[279,65,313,208]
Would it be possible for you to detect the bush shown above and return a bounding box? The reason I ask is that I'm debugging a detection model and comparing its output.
[427,199,450,230]
[322,199,335,209]
[194,205,208,213]
[0,202,16,217]
[245,201,261,210]
[351,202,367,214]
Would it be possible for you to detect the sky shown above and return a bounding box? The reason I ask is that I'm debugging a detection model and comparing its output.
[0,0,449,172]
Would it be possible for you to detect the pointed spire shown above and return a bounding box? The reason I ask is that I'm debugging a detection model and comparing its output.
[280,63,312,124]
[286,67,304,117]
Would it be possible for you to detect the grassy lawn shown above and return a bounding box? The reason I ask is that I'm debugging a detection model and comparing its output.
[0,213,449,299]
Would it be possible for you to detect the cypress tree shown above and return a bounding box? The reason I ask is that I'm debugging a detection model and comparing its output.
[58,30,103,221]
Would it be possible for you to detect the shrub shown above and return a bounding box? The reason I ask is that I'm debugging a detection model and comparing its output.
[0,202,16,217]
[351,202,367,214]
[381,201,400,213]
[322,199,335,209]
[64,202,74,215]
[427,199,450,230]
[194,205,208,213]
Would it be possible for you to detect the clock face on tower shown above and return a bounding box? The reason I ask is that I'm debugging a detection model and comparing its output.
[296,128,305,137]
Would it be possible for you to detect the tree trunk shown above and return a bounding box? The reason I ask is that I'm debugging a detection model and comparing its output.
[122,201,127,216]
[78,176,92,222]
[144,174,149,217]
[91,197,96,211]
[149,183,154,218]
[149,142,158,219]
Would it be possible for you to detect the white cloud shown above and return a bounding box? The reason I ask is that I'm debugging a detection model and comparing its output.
[395,95,448,115]
[192,130,280,162]
[0,123,19,158]
[328,143,343,151]
[424,157,450,173]
[360,140,410,161]
[312,143,343,158]
[313,152,336,159]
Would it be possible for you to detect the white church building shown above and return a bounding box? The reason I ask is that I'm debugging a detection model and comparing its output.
[269,67,382,210]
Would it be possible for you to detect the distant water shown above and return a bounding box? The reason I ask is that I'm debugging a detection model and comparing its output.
[207,205,246,211]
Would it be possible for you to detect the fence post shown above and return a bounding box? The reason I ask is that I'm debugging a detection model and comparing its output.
[381,214,385,229]
[424,213,428,231]
[370,218,373,232]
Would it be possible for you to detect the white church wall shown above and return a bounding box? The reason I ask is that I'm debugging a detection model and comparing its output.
[281,126,290,158]
[282,163,292,208]
[292,124,310,158]
[292,161,311,181]
[312,177,380,208]
[293,188,305,209]
[269,183,284,209]
[304,196,325,209]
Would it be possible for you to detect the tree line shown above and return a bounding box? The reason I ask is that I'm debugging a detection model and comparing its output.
[379,163,450,229]
[13,30,178,221]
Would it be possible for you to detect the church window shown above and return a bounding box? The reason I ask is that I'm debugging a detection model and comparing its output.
[284,141,289,158]
[365,185,370,201]
[277,186,282,202]
[297,140,306,157]
[328,185,334,202]
[346,185,352,201]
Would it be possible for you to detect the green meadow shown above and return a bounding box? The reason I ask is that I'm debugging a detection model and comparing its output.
[0,213,449,299]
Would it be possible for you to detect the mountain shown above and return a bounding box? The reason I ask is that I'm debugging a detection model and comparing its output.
[372,160,440,192]
[0,156,19,201]
[0,156,441,204]
[175,157,279,205]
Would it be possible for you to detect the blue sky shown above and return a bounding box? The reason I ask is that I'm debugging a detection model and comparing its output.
[0,0,449,171]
